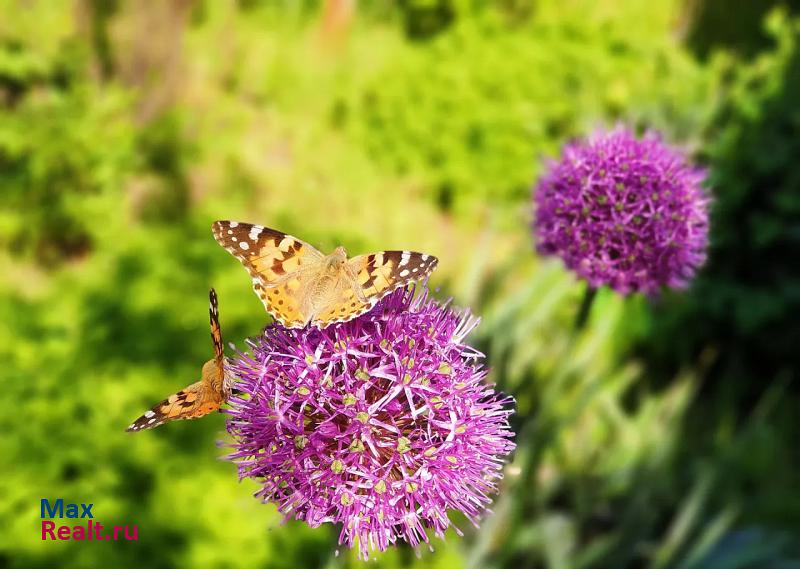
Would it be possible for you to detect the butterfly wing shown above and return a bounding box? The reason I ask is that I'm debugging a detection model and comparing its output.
[127,289,228,432]
[126,367,223,432]
[313,250,439,327]
[208,288,228,394]
[208,287,225,384]
[212,221,325,327]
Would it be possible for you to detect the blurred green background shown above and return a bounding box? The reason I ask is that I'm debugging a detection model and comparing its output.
[2,0,800,567]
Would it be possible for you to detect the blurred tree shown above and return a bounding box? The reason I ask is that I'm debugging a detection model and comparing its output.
[397,0,457,39]
[647,13,800,400]
[73,0,120,80]
[319,0,355,48]
[110,0,193,123]
[0,24,138,263]
[680,0,800,58]
[641,11,800,536]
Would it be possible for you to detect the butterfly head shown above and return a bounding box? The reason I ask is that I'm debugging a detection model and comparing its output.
[325,246,348,274]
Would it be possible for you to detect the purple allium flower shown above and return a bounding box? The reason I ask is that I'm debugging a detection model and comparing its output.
[225,287,515,559]
[533,127,710,295]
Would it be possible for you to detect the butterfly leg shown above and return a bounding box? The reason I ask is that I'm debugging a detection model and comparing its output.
[343,264,368,303]
[260,271,299,288]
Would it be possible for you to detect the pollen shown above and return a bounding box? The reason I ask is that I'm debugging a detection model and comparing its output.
[396,437,412,454]
[348,439,365,453]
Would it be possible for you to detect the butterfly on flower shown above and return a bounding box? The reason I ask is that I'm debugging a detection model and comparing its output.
[126,288,231,432]
[211,220,438,328]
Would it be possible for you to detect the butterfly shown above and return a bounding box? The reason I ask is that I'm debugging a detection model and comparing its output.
[211,220,438,328]
[126,288,231,432]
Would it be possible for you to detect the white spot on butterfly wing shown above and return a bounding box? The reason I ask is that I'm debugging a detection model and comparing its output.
[229,221,239,228]
[249,225,263,241]
[239,241,250,250]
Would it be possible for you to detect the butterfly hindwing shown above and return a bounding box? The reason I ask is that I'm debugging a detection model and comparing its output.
[313,250,439,327]
[315,278,373,326]
[211,221,324,327]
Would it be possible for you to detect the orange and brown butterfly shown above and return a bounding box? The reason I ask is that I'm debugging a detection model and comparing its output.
[211,220,438,328]
[126,288,231,432]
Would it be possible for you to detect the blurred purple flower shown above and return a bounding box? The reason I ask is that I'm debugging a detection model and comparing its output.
[533,127,710,295]
[225,287,515,559]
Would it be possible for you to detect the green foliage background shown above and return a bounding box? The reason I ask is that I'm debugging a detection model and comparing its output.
[1,1,799,568]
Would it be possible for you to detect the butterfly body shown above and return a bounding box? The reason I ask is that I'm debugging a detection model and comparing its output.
[212,221,438,328]
[126,288,230,432]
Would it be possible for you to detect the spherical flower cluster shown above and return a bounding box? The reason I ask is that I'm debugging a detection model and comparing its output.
[533,127,710,295]
[225,287,516,559]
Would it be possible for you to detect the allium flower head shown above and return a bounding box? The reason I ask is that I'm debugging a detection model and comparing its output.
[225,287,515,559]
[533,127,710,295]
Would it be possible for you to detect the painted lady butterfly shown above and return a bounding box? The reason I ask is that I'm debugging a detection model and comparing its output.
[212,220,438,328]
[126,288,231,432]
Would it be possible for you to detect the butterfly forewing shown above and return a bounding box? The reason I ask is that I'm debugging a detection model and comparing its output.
[351,250,438,299]
[211,221,324,327]
[126,375,223,432]
[209,287,224,376]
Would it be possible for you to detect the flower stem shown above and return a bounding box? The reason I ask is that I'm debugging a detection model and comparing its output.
[573,284,597,332]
